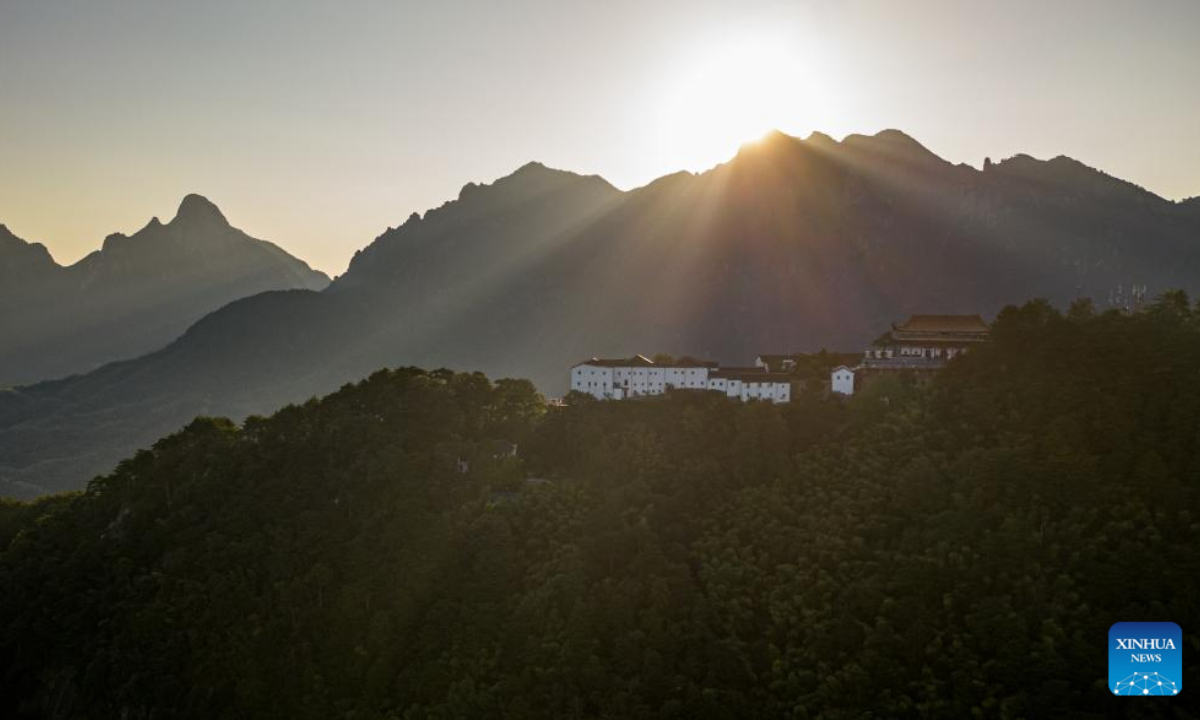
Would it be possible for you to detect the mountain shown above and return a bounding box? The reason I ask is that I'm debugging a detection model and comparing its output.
[3,130,1200,497]
[0,195,330,387]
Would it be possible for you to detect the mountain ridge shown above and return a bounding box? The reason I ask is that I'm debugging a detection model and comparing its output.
[0,196,330,387]
[2,128,1198,497]
[0,223,58,276]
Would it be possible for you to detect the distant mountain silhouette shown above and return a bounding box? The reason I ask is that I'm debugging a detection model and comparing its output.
[0,195,329,386]
[3,131,1199,497]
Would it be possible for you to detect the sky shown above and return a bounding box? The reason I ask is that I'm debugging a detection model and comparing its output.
[2,0,1198,276]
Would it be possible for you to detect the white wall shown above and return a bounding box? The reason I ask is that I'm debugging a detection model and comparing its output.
[571,364,616,399]
[614,366,667,396]
[664,366,710,390]
[740,381,790,403]
[574,364,791,403]
[831,369,855,395]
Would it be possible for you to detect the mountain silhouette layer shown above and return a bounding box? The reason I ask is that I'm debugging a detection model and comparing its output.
[3,130,1199,497]
[0,195,330,386]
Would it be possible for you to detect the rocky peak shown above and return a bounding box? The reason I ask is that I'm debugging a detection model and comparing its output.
[841,129,941,164]
[171,194,229,228]
[0,223,59,273]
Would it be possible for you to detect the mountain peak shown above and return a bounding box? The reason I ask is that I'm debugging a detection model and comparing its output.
[760,128,797,143]
[873,128,923,146]
[0,222,59,272]
[991,152,1164,203]
[502,160,598,188]
[733,129,802,162]
[456,161,617,205]
[804,131,838,148]
[172,193,229,227]
[834,128,942,167]
[509,160,614,184]
[1,223,26,247]
[844,128,930,151]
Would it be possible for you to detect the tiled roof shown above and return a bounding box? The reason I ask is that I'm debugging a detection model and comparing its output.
[574,355,718,369]
[574,354,655,368]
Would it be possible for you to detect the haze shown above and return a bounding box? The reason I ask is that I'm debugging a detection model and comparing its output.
[2,0,1198,276]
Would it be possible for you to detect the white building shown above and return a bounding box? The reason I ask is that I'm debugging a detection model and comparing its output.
[570,357,624,399]
[830,314,989,395]
[831,366,855,395]
[571,355,718,400]
[741,375,792,403]
[662,362,715,390]
[708,369,792,403]
[572,356,793,404]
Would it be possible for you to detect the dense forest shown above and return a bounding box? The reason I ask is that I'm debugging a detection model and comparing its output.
[1,296,1198,718]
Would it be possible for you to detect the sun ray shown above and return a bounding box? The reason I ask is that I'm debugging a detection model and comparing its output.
[650,33,825,175]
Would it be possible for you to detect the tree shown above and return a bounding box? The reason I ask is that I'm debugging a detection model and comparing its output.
[1067,297,1095,321]
[3,310,1199,718]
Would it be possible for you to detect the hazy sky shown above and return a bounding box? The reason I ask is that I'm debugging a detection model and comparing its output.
[2,0,1198,275]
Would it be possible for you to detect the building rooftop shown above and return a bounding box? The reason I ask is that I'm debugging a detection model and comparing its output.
[574,354,655,368]
[574,355,718,368]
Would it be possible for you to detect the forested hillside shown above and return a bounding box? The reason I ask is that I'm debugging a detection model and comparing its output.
[1,297,1198,718]
[6,129,1200,498]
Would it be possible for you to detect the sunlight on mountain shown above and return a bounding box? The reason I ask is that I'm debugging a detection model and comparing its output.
[654,34,822,174]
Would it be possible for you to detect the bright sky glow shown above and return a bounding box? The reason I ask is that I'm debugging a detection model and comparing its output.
[1,0,1198,275]
[647,32,828,175]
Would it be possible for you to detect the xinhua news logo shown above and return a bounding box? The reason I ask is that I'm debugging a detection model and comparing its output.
[1109,622,1182,696]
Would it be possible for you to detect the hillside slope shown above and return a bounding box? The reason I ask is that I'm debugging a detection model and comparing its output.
[1,300,1196,717]
[3,130,1200,497]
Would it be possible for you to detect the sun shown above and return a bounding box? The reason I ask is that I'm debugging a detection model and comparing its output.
[654,35,820,173]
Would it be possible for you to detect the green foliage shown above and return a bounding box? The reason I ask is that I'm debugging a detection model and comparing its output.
[2,302,1199,718]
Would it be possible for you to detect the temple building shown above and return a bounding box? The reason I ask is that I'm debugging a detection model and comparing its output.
[831,314,990,395]
[570,314,988,403]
